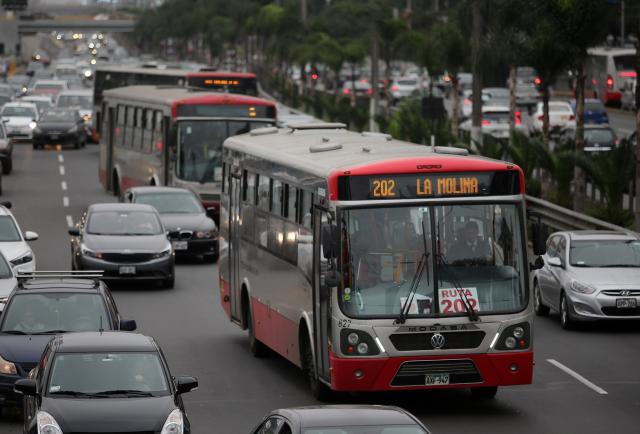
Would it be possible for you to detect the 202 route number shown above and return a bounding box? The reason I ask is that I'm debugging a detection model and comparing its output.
[372,179,396,198]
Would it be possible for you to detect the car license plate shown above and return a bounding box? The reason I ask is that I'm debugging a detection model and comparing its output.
[425,373,450,386]
[172,241,188,250]
[119,266,136,275]
[616,298,637,308]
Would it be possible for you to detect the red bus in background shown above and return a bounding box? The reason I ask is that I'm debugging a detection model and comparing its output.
[99,85,276,221]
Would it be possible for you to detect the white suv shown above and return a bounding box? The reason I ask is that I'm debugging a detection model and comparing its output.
[0,202,38,273]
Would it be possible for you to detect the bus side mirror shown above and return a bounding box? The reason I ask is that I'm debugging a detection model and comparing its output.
[321,225,339,260]
[532,222,547,256]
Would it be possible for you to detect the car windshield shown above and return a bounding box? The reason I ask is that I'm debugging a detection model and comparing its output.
[0,216,21,241]
[585,101,605,112]
[341,203,526,318]
[176,120,271,184]
[570,239,640,267]
[483,112,509,123]
[35,83,64,90]
[1,293,110,333]
[134,192,203,214]
[1,106,36,118]
[40,110,76,122]
[397,80,418,86]
[24,100,51,114]
[304,426,428,434]
[47,352,169,397]
[584,129,614,143]
[57,95,91,109]
[614,55,635,71]
[87,210,162,235]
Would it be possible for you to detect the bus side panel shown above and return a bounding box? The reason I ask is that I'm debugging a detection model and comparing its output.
[218,182,231,319]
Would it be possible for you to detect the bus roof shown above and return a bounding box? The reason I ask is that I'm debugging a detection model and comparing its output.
[587,47,636,56]
[224,126,524,197]
[94,65,256,79]
[103,85,275,108]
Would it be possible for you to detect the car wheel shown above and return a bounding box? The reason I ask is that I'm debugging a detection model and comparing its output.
[302,337,333,401]
[162,274,175,289]
[471,386,498,399]
[247,304,269,358]
[2,160,11,175]
[560,292,574,330]
[534,281,550,316]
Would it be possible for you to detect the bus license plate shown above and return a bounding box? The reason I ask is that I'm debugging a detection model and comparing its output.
[616,298,636,309]
[119,266,136,275]
[425,373,450,386]
[172,241,188,250]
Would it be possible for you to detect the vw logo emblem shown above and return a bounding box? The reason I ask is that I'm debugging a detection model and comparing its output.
[430,333,446,349]
[620,290,631,296]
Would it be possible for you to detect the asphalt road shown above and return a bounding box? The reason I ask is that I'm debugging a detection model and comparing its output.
[608,107,636,139]
[0,144,639,434]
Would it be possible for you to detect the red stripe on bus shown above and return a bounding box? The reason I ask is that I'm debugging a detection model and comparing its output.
[250,297,301,367]
[328,351,533,391]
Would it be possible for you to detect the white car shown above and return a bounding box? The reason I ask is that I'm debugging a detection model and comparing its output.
[0,202,38,273]
[459,105,525,140]
[20,95,54,116]
[0,250,17,311]
[0,102,39,140]
[459,89,490,119]
[532,101,576,132]
[389,77,420,101]
[56,89,93,122]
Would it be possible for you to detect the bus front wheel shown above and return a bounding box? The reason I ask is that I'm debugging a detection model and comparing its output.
[302,338,332,401]
[471,386,497,399]
[247,302,269,357]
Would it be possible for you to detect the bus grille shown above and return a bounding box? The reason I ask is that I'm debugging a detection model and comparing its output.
[389,331,486,351]
[391,359,482,386]
[100,253,156,263]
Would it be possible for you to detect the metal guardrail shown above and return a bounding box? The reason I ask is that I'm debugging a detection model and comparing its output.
[526,195,638,236]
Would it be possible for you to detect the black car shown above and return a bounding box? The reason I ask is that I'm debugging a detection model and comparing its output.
[0,121,13,174]
[32,108,87,149]
[251,406,432,434]
[0,273,136,407]
[15,332,197,434]
[69,203,175,288]
[124,186,218,261]
[563,125,618,153]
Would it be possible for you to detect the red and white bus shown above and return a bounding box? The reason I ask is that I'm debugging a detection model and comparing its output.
[586,47,636,105]
[219,124,545,399]
[99,85,276,220]
[92,66,258,139]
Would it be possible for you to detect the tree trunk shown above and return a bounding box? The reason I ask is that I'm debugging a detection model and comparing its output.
[470,0,484,146]
[542,84,550,148]
[508,63,517,142]
[573,62,587,212]
[370,24,380,132]
[451,76,460,137]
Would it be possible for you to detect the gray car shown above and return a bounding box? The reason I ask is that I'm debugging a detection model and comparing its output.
[0,250,16,311]
[68,203,175,288]
[533,230,640,328]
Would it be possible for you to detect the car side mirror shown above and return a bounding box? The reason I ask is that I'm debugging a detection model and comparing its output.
[205,207,216,219]
[119,319,137,331]
[176,376,198,395]
[14,378,37,396]
[167,230,179,239]
[547,256,563,268]
[24,231,39,241]
[68,228,80,237]
[0,201,11,209]
[1,119,8,123]
[531,222,547,256]
[321,225,339,260]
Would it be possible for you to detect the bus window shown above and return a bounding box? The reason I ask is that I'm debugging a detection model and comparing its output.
[144,109,154,152]
[272,180,283,215]
[300,190,313,229]
[134,107,143,149]
[126,106,135,148]
[243,171,256,203]
[286,185,297,221]
[116,105,125,147]
[176,121,226,183]
[258,175,270,211]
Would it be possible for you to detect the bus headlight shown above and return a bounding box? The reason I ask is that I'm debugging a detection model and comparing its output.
[357,342,369,354]
[340,329,379,356]
[495,323,530,351]
[347,332,359,345]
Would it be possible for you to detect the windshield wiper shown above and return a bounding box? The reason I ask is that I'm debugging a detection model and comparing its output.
[395,253,428,325]
[50,390,108,398]
[33,330,69,335]
[1,330,27,335]
[437,254,479,322]
[95,389,154,397]
[600,264,639,268]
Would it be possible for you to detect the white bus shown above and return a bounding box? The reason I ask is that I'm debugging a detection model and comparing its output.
[219,124,546,399]
[586,47,636,106]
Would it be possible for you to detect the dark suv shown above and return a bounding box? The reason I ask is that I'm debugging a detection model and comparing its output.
[0,273,136,407]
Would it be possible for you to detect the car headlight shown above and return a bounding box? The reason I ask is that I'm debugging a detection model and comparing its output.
[29,121,37,130]
[571,279,596,294]
[195,230,213,239]
[68,125,78,133]
[37,411,63,434]
[153,247,172,259]
[0,353,17,375]
[10,252,33,266]
[80,244,102,259]
[161,409,183,434]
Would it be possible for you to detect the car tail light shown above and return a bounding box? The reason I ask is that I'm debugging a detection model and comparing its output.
[366,88,373,95]
[391,85,399,91]
[360,79,368,84]
[311,73,318,81]
[515,111,521,125]
[606,74,614,89]
[343,88,350,95]
[537,115,544,121]
[464,98,471,105]
[482,119,490,126]
[619,71,636,78]
[534,76,541,86]
[569,115,575,121]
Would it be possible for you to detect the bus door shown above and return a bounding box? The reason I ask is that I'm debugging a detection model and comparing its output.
[105,106,115,191]
[313,206,332,383]
[229,167,243,322]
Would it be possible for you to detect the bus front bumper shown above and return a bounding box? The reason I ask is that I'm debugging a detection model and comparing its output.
[329,351,533,391]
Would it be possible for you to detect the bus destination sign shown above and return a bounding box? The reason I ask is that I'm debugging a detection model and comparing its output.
[338,171,520,200]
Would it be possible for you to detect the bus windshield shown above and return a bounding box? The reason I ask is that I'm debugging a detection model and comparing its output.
[176,120,271,184]
[340,203,526,318]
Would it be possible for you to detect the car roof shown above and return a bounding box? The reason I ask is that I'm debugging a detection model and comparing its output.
[53,332,157,353]
[88,202,157,212]
[275,406,419,428]
[17,278,102,293]
[128,186,193,195]
[2,102,38,109]
[34,80,67,85]
[554,230,638,241]
[21,96,52,101]
[58,89,91,96]
[0,205,14,217]
[482,105,509,112]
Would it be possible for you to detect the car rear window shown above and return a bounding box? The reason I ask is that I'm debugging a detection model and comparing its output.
[584,129,615,143]
[549,103,572,113]
[585,101,605,112]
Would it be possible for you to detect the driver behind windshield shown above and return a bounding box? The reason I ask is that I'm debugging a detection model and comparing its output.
[447,220,491,264]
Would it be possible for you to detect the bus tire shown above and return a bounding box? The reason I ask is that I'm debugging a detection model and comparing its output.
[112,172,120,197]
[534,281,550,316]
[246,297,269,357]
[302,336,332,401]
[471,386,497,399]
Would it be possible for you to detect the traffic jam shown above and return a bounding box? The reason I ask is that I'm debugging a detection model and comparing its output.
[0,2,640,434]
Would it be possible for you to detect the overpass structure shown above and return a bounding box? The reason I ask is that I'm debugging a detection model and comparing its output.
[17,19,136,34]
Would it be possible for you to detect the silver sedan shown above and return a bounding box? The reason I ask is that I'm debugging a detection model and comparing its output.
[533,231,640,329]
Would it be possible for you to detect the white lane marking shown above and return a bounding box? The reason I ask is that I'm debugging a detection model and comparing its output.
[66,215,74,228]
[63,196,69,207]
[58,154,64,163]
[61,181,67,191]
[547,359,608,395]
[59,165,65,176]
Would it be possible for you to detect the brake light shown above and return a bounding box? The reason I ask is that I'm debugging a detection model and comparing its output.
[515,111,521,125]
[366,88,373,95]
[606,75,614,89]
[482,119,490,126]
[537,115,544,121]
[619,71,636,78]
[391,85,399,91]
[464,98,471,105]
[343,88,351,95]
[360,79,368,84]
[156,141,163,152]
[311,73,318,81]
[534,76,541,86]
